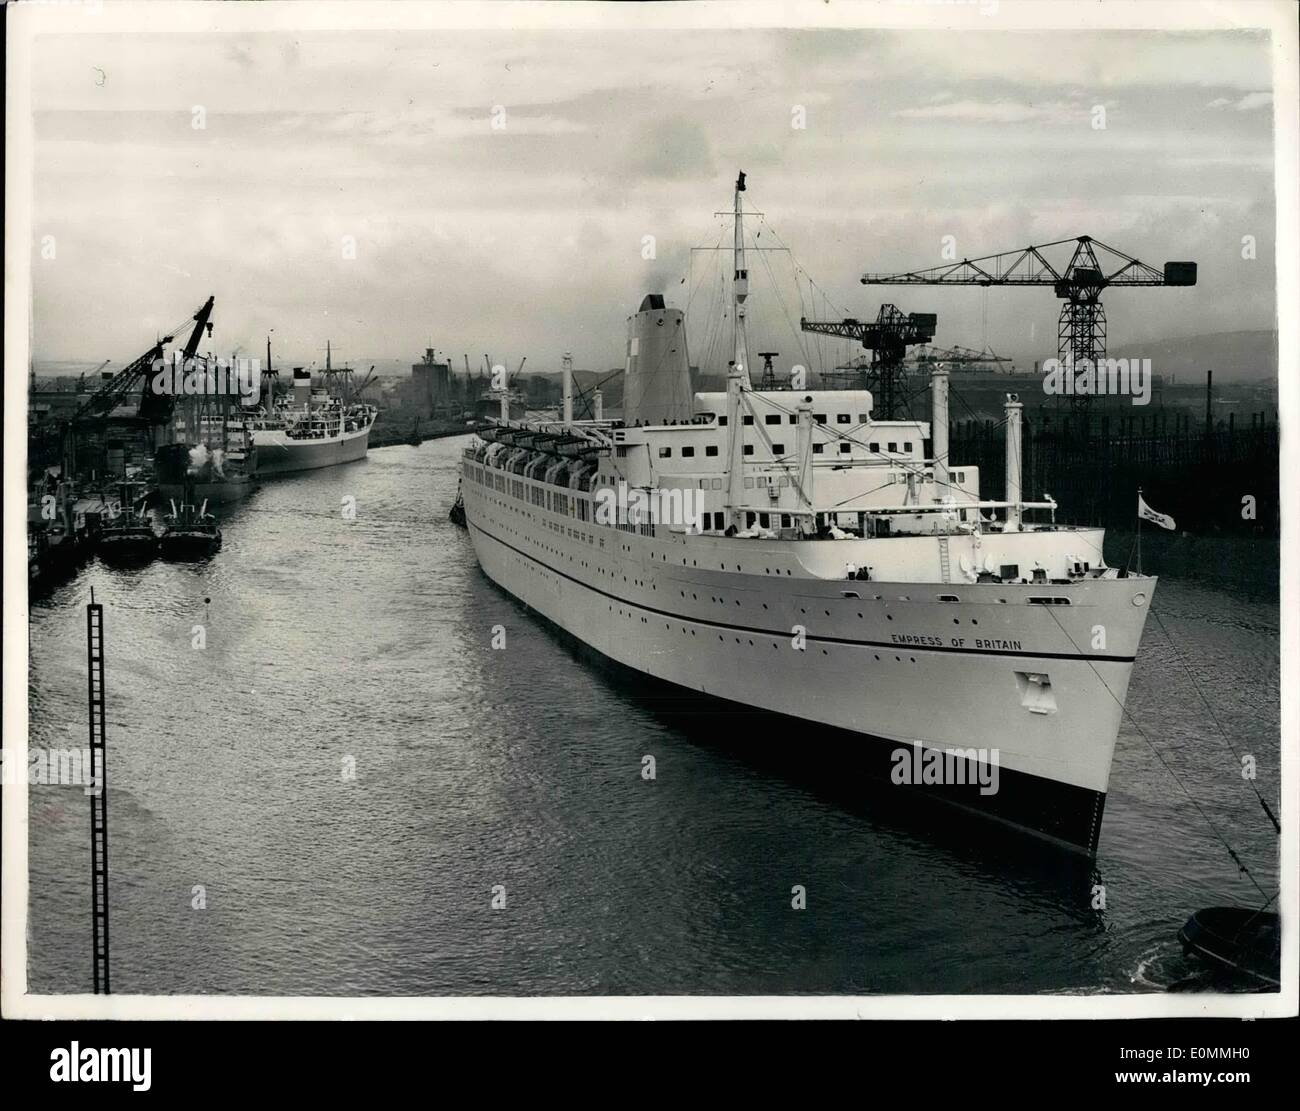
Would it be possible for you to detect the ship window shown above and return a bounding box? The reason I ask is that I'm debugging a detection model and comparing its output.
[837,414,850,424]
[659,447,671,458]
[772,443,785,454]
[713,512,725,530]
[869,442,880,453]
[705,445,719,457]
[759,513,770,527]
[903,441,913,452]
[781,514,792,527]
[711,479,722,490]
[839,443,851,454]
[681,446,695,458]
[814,414,827,424]
[765,415,782,426]
[859,413,868,423]
[743,445,754,456]
[718,416,727,426]
[813,444,823,454]
[743,415,754,426]
[938,594,960,603]
[788,415,797,424]
[1028,596,1072,606]
[887,442,897,453]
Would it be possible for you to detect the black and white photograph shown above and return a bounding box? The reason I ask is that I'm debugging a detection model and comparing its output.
[4,0,1297,1040]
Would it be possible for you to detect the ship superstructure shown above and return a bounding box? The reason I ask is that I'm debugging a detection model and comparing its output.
[458,174,1156,852]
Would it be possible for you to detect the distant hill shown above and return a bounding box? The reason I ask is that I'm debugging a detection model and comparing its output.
[1108,329,1277,383]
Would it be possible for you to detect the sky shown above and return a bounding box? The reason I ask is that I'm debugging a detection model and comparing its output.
[28,25,1279,377]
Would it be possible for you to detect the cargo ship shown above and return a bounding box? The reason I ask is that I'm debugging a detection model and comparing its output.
[250,369,377,476]
[457,174,1157,853]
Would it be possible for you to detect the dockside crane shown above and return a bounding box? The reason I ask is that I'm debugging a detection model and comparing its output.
[909,344,1012,372]
[800,304,937,419]
[861,237,1195,412]
[64,296,215,476]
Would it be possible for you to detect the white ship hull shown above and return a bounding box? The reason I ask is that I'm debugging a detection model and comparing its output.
[461,472,1153,852]
[252,421,371,475]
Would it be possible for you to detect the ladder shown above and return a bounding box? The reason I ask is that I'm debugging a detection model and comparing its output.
[87,603,110,994]
[937,535,952,584]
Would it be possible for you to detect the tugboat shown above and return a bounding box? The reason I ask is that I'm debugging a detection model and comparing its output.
[97,479,159,562]
[160,497,222,560]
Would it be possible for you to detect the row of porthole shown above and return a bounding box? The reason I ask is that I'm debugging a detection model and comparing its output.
[607,605,928,663]
[504,534,942,665]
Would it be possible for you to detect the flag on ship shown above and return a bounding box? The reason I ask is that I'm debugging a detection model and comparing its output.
[1138,493,1176,530]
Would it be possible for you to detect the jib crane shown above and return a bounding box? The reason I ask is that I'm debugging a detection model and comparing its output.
[65,297,215,476]
[800,304,937,419]
[861,237,1195,411]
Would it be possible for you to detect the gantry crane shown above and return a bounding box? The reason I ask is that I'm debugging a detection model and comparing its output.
[800,304,937,419]
[862,237,1195,412]
[909,344,1012,373]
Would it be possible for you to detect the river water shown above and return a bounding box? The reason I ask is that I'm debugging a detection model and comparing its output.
[26,435,1280,995]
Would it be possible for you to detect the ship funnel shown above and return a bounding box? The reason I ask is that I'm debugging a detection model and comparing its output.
[623,293,694,426]
[293,368,312,408]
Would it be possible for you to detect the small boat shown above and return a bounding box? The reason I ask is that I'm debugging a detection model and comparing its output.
[1178,906,1280,988]
[160,498,222,559]
[449,490,466,528]
[98,521,159,561]
[98,481,159,561]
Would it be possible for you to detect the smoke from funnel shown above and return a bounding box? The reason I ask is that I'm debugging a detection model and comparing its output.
[210,448,225,477]
[187,443,210,475]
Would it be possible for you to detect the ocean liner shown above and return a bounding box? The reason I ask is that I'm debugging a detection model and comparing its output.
[458,174,1155,852]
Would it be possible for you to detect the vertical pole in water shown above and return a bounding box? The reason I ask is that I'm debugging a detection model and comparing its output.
[87,597,110,993]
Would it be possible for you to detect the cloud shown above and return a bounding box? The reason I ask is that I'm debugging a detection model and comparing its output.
[1208,91,1272,111]
[1234,91,1273,111]
[895,99,1089,125]
[23,27,1279,372]
[625,116,716,181]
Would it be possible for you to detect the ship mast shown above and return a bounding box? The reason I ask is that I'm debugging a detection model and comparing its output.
[732,171,752,388]
[724,172,752,530]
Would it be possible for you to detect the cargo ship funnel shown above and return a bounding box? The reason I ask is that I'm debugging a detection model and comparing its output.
[293,369,312,408]
[623,294,695,426]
